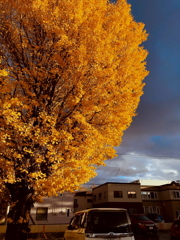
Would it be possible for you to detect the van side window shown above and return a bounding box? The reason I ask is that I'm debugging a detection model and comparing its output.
[71,215,80,229]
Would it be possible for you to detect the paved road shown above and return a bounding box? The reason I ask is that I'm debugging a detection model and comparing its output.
[60,231,171,240]
[27,231,171,240]
[158,231,170,240]
[134,231,170,240]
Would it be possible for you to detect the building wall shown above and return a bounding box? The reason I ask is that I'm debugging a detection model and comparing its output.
[92,181,180,222]
[92,184,108,205]
[93,183,141,203]
[164,183,180,221]
[141,182,180,222]
[30,192,74,225]
[74,192,93,212]
[141,186,162,215]
[107,183,142,203]
[92,183,143,214]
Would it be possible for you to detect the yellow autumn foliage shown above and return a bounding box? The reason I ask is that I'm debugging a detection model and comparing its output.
[0,0,148,200]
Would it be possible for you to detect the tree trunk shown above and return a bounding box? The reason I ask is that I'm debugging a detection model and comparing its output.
[5,183,34,240]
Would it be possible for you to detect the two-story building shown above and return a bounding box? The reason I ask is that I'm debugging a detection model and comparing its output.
[141,181,180,222]
[92,182,143,214]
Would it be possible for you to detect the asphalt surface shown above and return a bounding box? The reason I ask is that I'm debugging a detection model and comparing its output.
[60,231,171,240]
[134,231,170,240]
[0,230,170,240]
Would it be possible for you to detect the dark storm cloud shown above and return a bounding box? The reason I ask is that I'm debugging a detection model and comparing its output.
[118,97,180,158]
[120,0,180,159]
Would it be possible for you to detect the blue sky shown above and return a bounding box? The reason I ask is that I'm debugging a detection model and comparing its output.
[88,0,180,185]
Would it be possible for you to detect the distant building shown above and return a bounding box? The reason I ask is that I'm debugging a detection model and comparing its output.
[74,180,180,223]
[2,179,179,225]
[30,192,74,225]
[141,181,180,222]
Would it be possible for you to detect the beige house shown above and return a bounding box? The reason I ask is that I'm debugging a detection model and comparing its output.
[92,182,143,214]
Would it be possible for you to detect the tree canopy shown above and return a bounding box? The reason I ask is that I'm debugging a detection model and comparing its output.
[0,0,148,200]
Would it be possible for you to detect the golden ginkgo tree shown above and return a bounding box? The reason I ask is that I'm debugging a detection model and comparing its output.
[0,0,148,239]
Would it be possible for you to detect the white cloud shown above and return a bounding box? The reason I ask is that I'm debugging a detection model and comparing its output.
[88,153,180,185]
[161,169,178,176]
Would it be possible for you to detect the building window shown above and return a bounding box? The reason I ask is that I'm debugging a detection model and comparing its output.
[129,208,138,214]
[114,191,123,198]
[128,191,136,198]
[143,206,149,214]
[87,198,92,203]
[74,199,78,208]
[36,207,48,220]
[93,195,96,201]
[176,210,180,218]
[67,209,70,217]
[141,191,158,199]
[144,206,160,214]
[153,206,160,214]
[141,192,148,199]
[172,191,180,198]
[99,193,102,200]
[104,191,106,199]
[149,206,153,213]
[150,192,157,199]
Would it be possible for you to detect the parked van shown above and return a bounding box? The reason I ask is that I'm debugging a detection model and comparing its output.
[63,208,135,240]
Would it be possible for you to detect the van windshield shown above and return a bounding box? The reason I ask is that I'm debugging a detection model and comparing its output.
[87,210,131,233]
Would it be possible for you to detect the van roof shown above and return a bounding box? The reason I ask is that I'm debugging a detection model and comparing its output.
[74,208,127,214]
